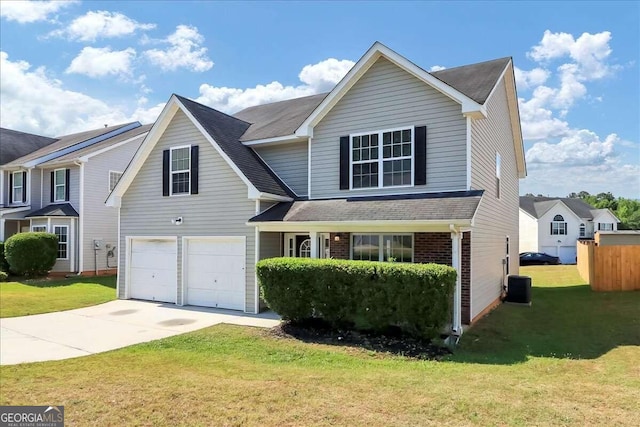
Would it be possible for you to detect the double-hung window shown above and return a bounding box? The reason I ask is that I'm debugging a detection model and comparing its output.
[352,234,413,262]
[551,215,567,235]
[351,128,413,189]
[54,169,66,202]
[598,223,613,231]
[54,226,68,259]
[170,146,191,195]
[11,171,24,203]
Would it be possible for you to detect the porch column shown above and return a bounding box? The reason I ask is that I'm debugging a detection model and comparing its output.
[310,231,318,258]
[0,218,4,241]
[451,228,462,335]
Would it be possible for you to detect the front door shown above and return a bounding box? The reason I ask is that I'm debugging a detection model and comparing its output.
[284,233,330,258]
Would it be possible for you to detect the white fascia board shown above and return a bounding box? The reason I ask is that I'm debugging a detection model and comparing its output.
[249,189,293,202]
[106,99,180,207]
[502,61,526,179]
[295,42,485,136]
[248,219,472,233]
[241,134,303,146]
[79,132,149,162]
[0,206,31,217]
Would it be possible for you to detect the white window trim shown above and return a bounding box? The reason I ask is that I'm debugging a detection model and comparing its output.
[495,152,501,199]
[579,223,586,237]
[350,233,414,262]
[11,171,24,204]
[349,126,415,190]
[598,223,614,231]
[32,225,47,232]
[54,225,69,260]
[53,168,66,202]
[108,170,123,192]
[551,215,567,236]
[169,145,191,196]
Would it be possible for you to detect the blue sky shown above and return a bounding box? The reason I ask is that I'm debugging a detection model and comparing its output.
[1,1,638,198]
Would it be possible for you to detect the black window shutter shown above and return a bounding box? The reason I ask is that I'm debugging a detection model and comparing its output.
[64,169,70,201]
[8,173,13,203]
[339,136,349,190]
[22,172,27,202]
[550,223,553,234]
[415,126,427,186]
[162,149,170,196]
[190,145,199,195]
[50,171,54,202]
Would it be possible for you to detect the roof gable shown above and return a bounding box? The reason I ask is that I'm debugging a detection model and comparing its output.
[107,95,293,207]
[519,196,610,220]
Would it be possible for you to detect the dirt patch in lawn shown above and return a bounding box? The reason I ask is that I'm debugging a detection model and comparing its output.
[267,319,451,360]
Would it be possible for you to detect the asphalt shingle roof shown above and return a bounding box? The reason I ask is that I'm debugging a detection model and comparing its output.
[233,93,328,142]
[0,128,57,165]
[26,203,79,217]
[430,57,511,105]
[3,123,137,168]
[519,196,599,219]
[250,191,483,222]
[175,95,293,198]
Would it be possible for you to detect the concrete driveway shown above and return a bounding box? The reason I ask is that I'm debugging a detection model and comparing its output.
[0,300,280,365]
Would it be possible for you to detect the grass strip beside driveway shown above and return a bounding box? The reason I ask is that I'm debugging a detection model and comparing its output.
[0,276,116,318]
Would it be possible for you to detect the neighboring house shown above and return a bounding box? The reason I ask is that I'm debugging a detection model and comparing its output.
[519,196,619,264]
[1,123,150,274]
[0,128,58,166]
[107,42,526,332]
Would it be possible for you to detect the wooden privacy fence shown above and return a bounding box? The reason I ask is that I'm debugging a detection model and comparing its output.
[577,240,640,291]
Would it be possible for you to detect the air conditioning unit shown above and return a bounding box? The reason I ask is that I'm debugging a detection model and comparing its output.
[506,275,532,304]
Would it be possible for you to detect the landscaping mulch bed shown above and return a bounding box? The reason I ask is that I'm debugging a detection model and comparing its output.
[268,319,452,360]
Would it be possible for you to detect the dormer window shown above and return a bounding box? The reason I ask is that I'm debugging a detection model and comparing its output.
[551,214,567,235]
[54,169,66,202]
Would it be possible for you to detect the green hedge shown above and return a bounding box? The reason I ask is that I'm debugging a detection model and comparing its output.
[0,241,10,273]
[257,258,456,340]
[4,232,58,277]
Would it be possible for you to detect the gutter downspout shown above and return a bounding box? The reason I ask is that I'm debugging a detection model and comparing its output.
[449,224,463,343]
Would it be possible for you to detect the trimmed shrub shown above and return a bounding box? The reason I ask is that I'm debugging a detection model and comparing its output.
[4,232,58,277]
[257,258,456,340]
[0,241,10,273]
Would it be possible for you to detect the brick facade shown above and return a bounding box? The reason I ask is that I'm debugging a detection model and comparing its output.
[414,232,452,265]
[461,231,471,324]
[329,232,350,259]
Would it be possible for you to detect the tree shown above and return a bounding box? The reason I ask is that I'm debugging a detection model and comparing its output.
[566,191,640,230]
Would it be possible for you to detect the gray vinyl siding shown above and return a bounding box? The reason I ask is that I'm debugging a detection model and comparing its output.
[311,57,467,199]
[82,137,143,273]
[253,141,308,196]
[470,78,520,321]
[259,232,282,259]
[118,110,258,312]
[41,166,80,212]
[30,169,41,209]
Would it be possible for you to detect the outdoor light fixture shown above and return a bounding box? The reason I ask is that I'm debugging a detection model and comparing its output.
[334,235,340,242]
[171,217,183,225]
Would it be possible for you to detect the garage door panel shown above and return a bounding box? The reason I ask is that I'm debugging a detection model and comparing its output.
[185,238,245,310]
[129,238,176,303]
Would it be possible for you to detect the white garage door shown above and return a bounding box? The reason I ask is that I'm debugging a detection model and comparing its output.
[129,238,176,303]
[185,237,245,311]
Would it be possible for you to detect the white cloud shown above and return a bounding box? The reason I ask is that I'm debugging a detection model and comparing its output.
[195,57,354,113]
[518,87,570,140]
[143,25,213,72]
[0,0,77,23]
[66,46,136,78]
[526,129,617,166]
[0,51,160,136]
[49,10,155,42]
[514,66,550,89]
[430,65,446,72]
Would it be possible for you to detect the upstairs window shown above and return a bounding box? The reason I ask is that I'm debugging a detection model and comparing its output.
[53,169,66,202]
[551,214,567,235]
[170,146,191,195]
[11,171,26,204]
[598,223,613,231]
[350,128,413,189]
[109,171,123,192]
[495,153,501,199]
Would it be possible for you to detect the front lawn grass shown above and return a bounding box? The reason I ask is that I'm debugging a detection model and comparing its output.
[1,266,638,426]
[0,275,116,318]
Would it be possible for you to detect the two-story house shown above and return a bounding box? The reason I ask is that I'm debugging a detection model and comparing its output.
[519,196,619,264]
[1,123,150,274]
[107,42,526,332]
